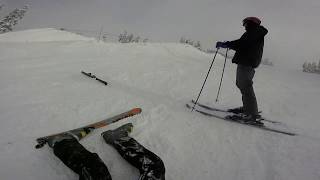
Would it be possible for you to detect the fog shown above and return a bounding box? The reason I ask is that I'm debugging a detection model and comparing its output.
[3,0,320,69]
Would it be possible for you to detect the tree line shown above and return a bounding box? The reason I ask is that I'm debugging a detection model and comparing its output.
[303,60,320,74]
[118,31,148,43]
[0,4,28,34]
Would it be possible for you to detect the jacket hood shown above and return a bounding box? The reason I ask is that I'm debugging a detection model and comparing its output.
[246,25,268,37]
[258,26,268,37]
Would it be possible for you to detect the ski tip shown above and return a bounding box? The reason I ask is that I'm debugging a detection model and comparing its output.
[131,108,142,114]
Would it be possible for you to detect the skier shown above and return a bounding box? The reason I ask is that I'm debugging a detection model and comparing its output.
[216,17,268,124]
[46,123,165,180]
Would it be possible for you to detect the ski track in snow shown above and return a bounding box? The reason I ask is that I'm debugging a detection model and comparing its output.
[0,29,320,180]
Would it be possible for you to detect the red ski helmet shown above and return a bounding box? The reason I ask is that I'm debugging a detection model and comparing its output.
[243,17,261,25]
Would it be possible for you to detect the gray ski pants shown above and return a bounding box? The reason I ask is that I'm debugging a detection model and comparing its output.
[236,65,259,116]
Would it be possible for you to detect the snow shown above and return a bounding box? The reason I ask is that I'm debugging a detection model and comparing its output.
[0,28,320,180]
[0,28,94,42]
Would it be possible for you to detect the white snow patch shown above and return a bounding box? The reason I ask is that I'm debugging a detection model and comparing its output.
[0,28,320,180]
[0,28,94,42]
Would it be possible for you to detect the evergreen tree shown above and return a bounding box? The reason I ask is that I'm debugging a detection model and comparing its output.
[134,36,140,43]
[307,63,312,72]
[127,33,134,43]
[102,34,107,42]
[303,62,308,72]
[0,5,28,34]
[317,60,320,73]
[194,41,201,49]
[187,40,194,46]
[118,31,127,43]
[311,62,317,73]
[143,38,148,43]
[180,37,186,43]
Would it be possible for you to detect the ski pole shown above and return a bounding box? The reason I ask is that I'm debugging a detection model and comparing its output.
[191,48,220,112]
[215,48,229,102]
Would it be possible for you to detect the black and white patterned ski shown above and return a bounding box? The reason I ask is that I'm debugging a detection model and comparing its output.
[186,103,296,136]
[82,71,108,86]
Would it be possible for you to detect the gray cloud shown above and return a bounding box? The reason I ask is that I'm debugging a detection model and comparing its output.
[3,0,320,68]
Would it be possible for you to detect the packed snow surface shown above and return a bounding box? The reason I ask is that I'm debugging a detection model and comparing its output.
[0,28,94,42]
[0,29,320,180]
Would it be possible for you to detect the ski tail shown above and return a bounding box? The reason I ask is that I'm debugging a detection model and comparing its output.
[35,108,142,149]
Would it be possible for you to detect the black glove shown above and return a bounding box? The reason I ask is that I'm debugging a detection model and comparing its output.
[216,41,228,48]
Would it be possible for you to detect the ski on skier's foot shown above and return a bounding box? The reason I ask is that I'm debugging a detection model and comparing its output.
[35,108,142,149]
[186,103,296,136]
[190,100,280,124]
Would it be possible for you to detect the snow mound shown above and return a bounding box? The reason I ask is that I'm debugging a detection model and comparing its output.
[0,28,94,42]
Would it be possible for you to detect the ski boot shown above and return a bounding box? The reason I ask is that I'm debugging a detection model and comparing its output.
[226,114,264,126]
[241,114,264,126]
[101,123,133,145]
[227,106,244,114]
[46,127,93,148]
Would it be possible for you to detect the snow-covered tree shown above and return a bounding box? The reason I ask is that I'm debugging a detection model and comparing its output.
[307,63,313,72]
[303,62,308,72]
[0,5,28,34]
[143,38,148,43]
[119,31,147,43]
[127,33,134,43]
[194,41,201,49]
[118,31,127,43]
[133,36,140,43]
[262,58,274,66]
[102,34,108,42]
[179,37,186,43]
[311,62,317,73]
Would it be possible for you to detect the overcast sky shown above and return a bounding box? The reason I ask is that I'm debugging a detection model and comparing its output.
[2,0,320,68]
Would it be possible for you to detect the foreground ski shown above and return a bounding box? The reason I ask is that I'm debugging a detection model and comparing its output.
[186,103,296,136]
[190,100,280,124]
[35,108,142,149]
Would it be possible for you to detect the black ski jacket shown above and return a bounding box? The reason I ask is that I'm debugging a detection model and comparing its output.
[226,25,268,68]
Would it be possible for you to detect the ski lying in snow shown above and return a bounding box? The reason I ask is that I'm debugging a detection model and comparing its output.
[35,108,142,149]
[190,100,280,124]
[186,103,296,136]
[82,71,108,86]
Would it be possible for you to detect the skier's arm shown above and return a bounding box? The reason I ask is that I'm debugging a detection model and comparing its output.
[225,38,242,51]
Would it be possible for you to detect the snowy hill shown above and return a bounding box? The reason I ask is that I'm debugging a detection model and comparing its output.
[0,28,94,42]
[0,29,320,180]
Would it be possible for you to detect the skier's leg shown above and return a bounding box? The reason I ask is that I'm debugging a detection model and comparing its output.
[52,137,112,180]
[102,124,165,180]
[236,65,258,116]
[113,137,165,180]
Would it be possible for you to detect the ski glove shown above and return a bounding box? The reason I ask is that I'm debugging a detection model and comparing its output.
[216,41,229,48]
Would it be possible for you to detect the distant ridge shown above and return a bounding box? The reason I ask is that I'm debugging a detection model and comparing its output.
[0,28,94,42]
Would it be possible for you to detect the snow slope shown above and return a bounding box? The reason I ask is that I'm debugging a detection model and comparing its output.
[0,29,320,180]
[0,28,94,42]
